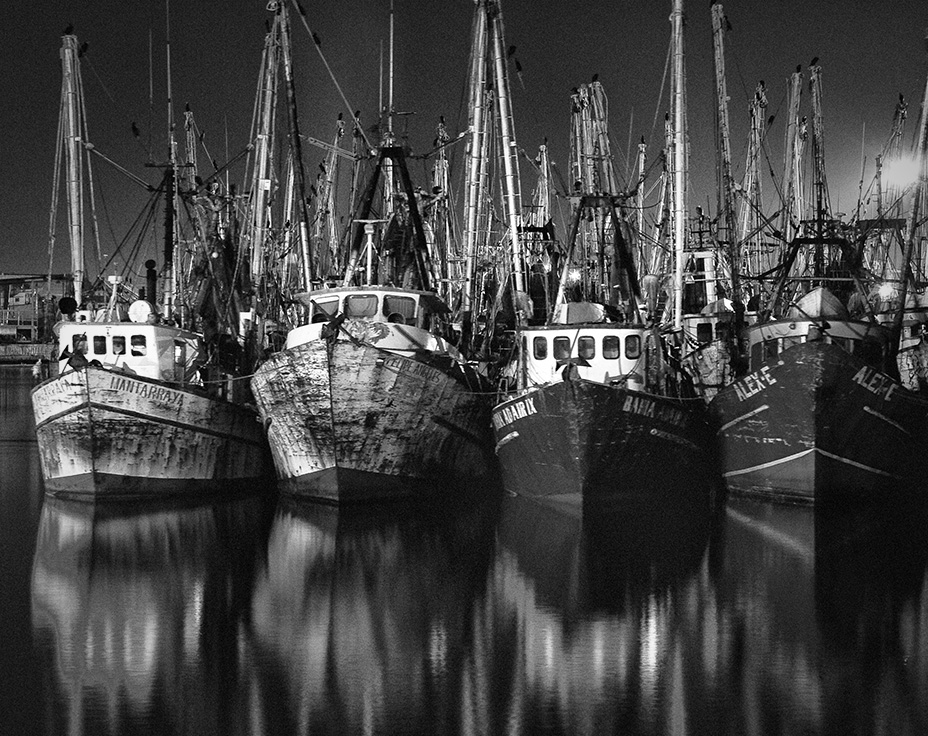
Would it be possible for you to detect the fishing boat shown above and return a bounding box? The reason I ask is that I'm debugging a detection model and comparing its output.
[708,60,928,505]
[251,151,495,503]
[250,1,504,503]
[491,2,718,512]
[31,31,270,499]
[491,201,718,509]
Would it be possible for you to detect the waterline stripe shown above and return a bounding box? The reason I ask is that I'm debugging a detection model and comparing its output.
[719,404,769,433]
[724,447,900,479]
[863,405,908,435]
[723,448,813,477]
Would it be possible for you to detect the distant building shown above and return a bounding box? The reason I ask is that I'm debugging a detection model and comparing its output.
[0,273,71,342]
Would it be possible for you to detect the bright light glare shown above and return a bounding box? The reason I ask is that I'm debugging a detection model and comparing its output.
[878,282,895,300]
[567,268,582,284]
[883,157,920,190]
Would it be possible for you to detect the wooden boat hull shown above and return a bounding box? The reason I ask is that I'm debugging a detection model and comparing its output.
[31,367,270,500]
[491,378,718,511]
[709,341,928,505]
[251,337,496,503]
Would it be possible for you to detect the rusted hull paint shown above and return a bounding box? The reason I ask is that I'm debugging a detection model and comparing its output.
[31,367,270,499]
[709,342,928,505]
[251,338,496,503]
[491,379,718,513]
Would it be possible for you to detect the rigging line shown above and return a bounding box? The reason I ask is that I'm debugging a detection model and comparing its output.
[649,37,673,149]
[48,92,66,293]
[82,56,155,162]
[288,0,373,152]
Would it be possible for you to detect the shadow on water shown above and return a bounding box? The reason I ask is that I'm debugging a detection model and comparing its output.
[29,491,276,736]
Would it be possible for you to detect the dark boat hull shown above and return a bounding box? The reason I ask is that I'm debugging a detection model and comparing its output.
[251,337,496,504]
[491,379,718,511]
[709,341,928,505]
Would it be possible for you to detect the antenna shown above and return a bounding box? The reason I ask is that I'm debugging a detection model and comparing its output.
[388,0,395,137]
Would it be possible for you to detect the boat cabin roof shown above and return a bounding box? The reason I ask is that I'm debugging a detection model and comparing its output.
[295,286,450,315]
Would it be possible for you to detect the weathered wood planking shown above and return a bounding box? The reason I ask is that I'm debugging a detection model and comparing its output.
[32,367,270,498]
[252,336,495,503]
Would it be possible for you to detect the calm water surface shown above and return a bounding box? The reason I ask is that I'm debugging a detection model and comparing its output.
[2,364,928,735]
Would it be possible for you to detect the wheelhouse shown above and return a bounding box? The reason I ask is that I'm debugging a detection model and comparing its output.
[520,324,649,391]
[297,286,449,329]
[57,321,202,383]
[744,319,890,373]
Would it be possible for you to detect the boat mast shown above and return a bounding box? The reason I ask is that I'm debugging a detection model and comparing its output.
[60,33,85,307]
[779,67,805,246]
[487,0,526,299]
[894,47,928,352]
[279,2,314,288]
[635,137,647,267]
[671,0,687,329]
[461,3,489,317]
[162,0,177,321]
[738,82,768,279]
[710,2,739,304]
[808,61,831,237]
[246,10,281,304]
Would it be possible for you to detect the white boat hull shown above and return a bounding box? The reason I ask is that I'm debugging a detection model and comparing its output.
[251,337,495,503]
[31,367,270,499]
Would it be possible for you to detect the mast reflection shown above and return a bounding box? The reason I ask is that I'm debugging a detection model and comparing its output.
[708,498,928,734]
[30,494,271,735]
[238,494,500,735]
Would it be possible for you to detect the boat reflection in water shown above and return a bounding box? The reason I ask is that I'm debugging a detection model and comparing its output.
[483,488,716,735]
[240,492,500,735]
[711,498,928,734]
[30,492,273,736]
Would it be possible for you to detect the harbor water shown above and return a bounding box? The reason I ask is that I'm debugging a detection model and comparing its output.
[2,364,928,735]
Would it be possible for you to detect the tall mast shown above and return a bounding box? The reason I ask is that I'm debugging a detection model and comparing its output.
[487,0,525,296]
[738,82,767,278]
[279,2,314,288]
[893,47,928,352]
[635,137,647,266]
[247,12,281,289]
[671,0,687,329]
[59,33,85,306]
[780,67,804,244]
[461,3,489,315]
[163,0,176,320]
[711,2,740,306]
[808,61,831,231]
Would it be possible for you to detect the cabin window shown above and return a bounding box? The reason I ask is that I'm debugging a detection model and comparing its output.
[603,335,620,359]
[696,322,713,343]
[578,336,595,360]
[131,335,147,357]
[383,295,416,324]
[553,337,571,361]
[344,294,378,318]
[112,336,126,355]
[533,337,547,360]
[71,334,87,354]
[831,337,851,352]
[92,336,107,355]
[311,298,339,323]
[762,340,778,361]
[625,335,641,359]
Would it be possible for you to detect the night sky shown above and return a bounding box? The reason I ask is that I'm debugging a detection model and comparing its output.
[2,0,926,276]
